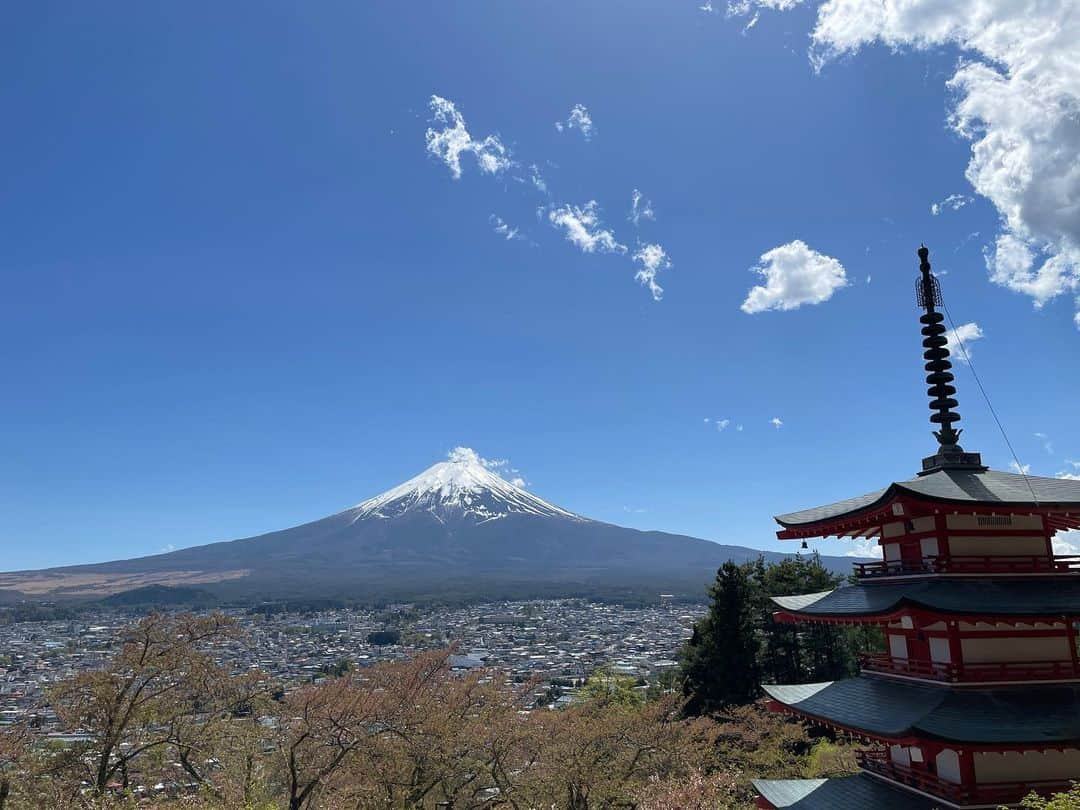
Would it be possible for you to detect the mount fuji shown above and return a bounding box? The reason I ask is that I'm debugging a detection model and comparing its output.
[0,448,861,602]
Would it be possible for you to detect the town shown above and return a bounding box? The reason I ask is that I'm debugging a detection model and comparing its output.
[0,598,703,738]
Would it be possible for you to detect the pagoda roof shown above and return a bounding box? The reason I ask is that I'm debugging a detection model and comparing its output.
[763,677,1080,744]
[753,774,936,809]
[775,468,1080,531]
[772,579,1080,621]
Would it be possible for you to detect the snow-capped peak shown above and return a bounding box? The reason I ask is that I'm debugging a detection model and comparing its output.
[347,447,583,524]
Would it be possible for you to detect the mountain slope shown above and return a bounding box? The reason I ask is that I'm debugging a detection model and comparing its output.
[0,449,864,600]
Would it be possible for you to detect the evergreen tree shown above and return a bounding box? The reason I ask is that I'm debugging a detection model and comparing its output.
[757,554,849,684]
[681,561,761,715]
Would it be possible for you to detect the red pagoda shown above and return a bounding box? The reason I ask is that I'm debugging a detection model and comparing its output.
[753,246,1080,809]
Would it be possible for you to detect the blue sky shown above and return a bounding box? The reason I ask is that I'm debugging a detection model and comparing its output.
[3,1,1079,570]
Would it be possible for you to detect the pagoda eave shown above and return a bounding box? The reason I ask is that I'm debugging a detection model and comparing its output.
[761,678,1080,747]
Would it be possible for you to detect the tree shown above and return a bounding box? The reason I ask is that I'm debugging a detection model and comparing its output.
[576,666,645,708]
[520,696,720,810]
[681,561,762,714]
[1009,784,1080,809]
[274,650,451,810]
[757,555,850,684]
[47,612,265,796]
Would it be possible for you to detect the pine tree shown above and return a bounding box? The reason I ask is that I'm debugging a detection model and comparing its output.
[680,561,761,715]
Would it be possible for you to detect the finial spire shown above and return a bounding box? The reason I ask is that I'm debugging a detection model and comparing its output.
[915,245,985,475]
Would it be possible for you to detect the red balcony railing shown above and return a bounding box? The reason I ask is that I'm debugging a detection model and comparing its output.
[853,554,1080,579]
[859,652,1080,683]
[858,749,1072,805]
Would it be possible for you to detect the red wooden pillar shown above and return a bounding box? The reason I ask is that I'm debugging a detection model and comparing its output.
[935,512,950,566]
[1067,615,1079,675]
[958,748,977,793]
[947,620,963,675]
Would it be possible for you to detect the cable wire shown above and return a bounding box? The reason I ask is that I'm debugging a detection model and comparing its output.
[940,299,1039,505]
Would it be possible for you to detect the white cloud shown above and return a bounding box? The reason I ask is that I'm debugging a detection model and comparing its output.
[732,0,1080,325]
[770,417,783,429]
[448,447,528,487]
[630,189,656,225]
[547,200,626,254]
[555,104,595,140]
[700,1,717,12]
[633,242,671,301]
[490,215,524,241]
[943,322,984,365]
[740,240,848,313]
[161,544,176,554]
[1009,460,1031,475]
[736,424,744,431]
[955,231,981,252]
[1052,530,1080,555]
[530,164,548,194]
[931,194,973,216]
[716,418,731,431]
[425,95,512,179]
[845,537,883,559]
[1056,463,1080,481]
[1035,432,1054,455]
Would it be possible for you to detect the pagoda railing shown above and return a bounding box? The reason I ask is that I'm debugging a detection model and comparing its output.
[858,652,1080,683]
[854,554,1080,579]
[858,749,1071,805]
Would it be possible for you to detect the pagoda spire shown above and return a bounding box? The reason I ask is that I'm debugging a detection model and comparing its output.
[915,245,985,475]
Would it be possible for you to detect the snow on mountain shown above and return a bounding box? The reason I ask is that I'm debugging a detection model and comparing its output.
[347,447,584,524]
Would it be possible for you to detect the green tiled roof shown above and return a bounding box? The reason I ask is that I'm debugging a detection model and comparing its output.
[776,468,1080,526]
[753,774,937,808]
[763,677,1080,743]
[771,579,1080,618]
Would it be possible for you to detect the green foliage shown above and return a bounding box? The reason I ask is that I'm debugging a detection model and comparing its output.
[681,561,762,714]
[365,629,401,646]
[804,739,860,777]
[1010,783,1080,809]
[577,666,645,707]
[317,658,351,678]
[681,554,880,715]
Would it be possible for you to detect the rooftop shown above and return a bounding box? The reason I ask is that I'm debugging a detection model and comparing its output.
[775,468,1080,533]
[770,578,1080,621]
[763,677,1080,744]
[752,774,937,809]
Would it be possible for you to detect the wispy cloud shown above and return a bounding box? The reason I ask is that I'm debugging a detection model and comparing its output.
[490,215,525,242]
[633,243,671,301]
[1010,460,1031,475]
[529,164,548,194]
[770,416,784,429]
[547,200,626,254]
[555,104,595,140]
[425,96,512,179]
[449,447,528,488]
[741,240,848,313]
[716,418,731,431]
[630,189,655,225]
[1034,432,1054,455]
[931,193,973,216]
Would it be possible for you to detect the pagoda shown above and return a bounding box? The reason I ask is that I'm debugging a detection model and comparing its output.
[753,246,1080,809]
